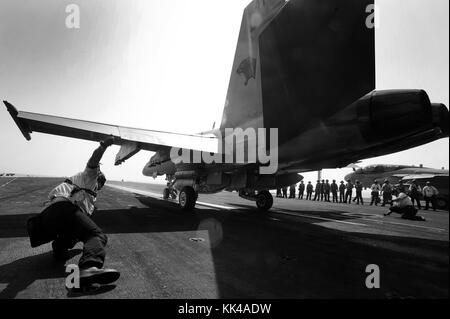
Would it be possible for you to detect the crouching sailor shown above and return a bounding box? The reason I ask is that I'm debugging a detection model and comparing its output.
[26,136,120,288]
[384,192,426,221]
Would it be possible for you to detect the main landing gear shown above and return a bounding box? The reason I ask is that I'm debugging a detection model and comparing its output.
[163,176,198,211]
[436,197,448,210]
[239,190,273,211]
[178,186,198,211]
[256,190,274,211]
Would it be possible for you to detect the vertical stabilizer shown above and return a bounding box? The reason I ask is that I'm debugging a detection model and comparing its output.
[220,0,287,131]
[220,0,375,147]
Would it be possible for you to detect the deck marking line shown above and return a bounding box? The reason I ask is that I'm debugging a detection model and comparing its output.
[271,210,368,226]
[0,178,18,188]
[361,218,447,232]
[106,184,234,210]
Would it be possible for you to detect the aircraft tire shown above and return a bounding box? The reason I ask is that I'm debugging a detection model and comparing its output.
[163,188,170,200]
[179,186,196,211]
[436,197,448,210]
[256,190,273,211]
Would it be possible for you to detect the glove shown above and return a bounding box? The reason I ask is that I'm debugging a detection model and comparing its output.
[100,136,115,148]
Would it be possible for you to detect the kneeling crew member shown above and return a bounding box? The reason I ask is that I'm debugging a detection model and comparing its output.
[27,136,120,287]
[384,193,425,221]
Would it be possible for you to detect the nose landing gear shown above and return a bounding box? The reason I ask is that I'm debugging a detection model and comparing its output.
[163,175,177,200]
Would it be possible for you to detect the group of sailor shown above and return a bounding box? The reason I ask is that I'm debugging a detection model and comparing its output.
[276,179,440,212]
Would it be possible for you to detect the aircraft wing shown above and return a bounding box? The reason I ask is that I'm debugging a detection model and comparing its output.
[4,101,218,165]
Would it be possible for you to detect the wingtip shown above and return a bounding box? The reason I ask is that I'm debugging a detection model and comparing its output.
[3,100,18,116]
[3,100,31,140]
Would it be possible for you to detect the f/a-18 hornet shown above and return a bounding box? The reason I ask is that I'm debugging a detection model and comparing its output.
[4,0,449,211]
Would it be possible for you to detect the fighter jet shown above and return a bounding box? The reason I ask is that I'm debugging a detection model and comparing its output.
[4,0,449,211]
[345,164,449,185]
[345,164,449,209]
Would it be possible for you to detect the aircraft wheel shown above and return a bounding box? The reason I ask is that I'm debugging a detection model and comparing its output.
[436,197,448,210]
[256,190,273,211]
[179,186,197,211]
[163,188,170,200]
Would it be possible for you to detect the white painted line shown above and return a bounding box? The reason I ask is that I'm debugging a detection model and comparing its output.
[271,210,368,227]
[361,218,447,232]
[276,209,447,232]
[107,184,163,198]
[0,177,18,188]
[106,184,235,210]
[196,201,235,210]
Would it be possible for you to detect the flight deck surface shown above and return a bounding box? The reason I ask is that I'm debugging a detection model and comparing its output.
[0,177,448,299]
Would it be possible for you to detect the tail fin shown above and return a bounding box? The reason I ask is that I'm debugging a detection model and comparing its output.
[220,0,375,146]
[220,0,286,131]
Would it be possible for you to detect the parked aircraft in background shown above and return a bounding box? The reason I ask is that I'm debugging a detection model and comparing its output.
[345,164,449,209]
[345,164,448,185]
[3,0,449,211]
[402,176,448,210]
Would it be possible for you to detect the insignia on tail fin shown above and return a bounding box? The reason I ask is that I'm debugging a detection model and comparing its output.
[237,57,257,86]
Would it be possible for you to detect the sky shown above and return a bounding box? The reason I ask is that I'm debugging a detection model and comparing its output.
[0,0,448,184]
